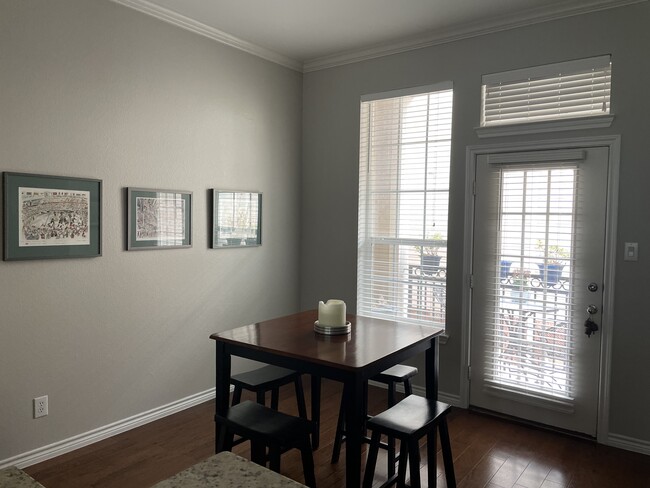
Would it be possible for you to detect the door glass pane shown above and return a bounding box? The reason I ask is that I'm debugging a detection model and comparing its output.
[487,166,577,400]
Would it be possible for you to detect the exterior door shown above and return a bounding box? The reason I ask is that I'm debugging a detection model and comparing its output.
[469,147,609,436]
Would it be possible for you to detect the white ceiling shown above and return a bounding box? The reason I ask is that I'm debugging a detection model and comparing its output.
[113,0,641,71]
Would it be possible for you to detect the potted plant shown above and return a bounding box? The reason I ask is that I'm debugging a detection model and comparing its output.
[509,268,532,302]
[510,268,531,288]
[499,259,513,280]
[535,240,569,285]
[418,232,444,275]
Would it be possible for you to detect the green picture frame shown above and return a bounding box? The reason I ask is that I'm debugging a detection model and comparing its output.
[127,187,192,250]
[211,190,261,248]
[3,172,102,261]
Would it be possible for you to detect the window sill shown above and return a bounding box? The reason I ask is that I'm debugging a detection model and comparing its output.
[475,115,614,138]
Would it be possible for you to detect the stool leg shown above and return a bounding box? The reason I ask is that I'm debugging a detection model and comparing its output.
[439,418,456,488]
[257,390,266,406]
[408,439,421,488]
[269,445,282,473]
[427,429,437,488]
[397,441,409,488]
[404,378,413,397]
[232,386,242,406]
[362,430,382,488]
[388,381,396,406]
[387,434,396,478]
[251,440,266,467]
[271,388,279,410]
[299,439,317,488]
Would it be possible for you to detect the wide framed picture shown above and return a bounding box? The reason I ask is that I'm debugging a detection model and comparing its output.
[3,172,102,261]
[127,188,192,250]
[211,190,261,248]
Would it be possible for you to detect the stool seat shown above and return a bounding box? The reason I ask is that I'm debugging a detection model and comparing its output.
[373,364,418,385]
[230,365,300,391]
[363,395,455,488]
[216,400,316,488]
[367,394,450,437]
[230,365,310,447]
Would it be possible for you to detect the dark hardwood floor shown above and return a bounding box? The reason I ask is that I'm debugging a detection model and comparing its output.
[24,379,650,487]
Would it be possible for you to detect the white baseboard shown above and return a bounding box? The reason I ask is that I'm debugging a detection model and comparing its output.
[7,382,645,471]
[0,388,219,470]
[606,433,650,456]
[372,381,650,456]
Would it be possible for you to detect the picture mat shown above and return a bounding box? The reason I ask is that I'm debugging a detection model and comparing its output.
[3,172,102,260]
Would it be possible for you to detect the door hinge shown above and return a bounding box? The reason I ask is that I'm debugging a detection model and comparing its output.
[467,365,472,381]
[469,274,474,289]
[473,180,477,196]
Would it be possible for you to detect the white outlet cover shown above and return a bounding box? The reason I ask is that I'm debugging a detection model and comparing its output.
[34,395,48,418]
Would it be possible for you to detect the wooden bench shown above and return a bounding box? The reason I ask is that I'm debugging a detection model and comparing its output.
[153,451,308,487]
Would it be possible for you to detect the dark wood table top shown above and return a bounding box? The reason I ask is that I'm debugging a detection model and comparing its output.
[210,309,444,371]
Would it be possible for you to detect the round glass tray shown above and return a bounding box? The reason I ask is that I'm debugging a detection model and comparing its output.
[314,320,351,335]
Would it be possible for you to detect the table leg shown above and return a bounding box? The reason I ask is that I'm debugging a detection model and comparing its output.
[215,341,231,453]
[425,337,439,401]
[344,375,364,488]
[425,337,440,487]
[310,374,321,450]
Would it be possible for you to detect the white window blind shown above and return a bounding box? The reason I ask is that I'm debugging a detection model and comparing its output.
[357,83,453,327]
[486,165,578,401]
[481,55,611,127]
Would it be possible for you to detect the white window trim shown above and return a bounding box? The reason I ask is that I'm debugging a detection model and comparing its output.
[357,83,453,329]
[478,55,612,136]
[475,114,614,138]
[462,135,621,447]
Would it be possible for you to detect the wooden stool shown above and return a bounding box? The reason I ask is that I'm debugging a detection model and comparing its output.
[362,395,455,488]
[216,400,317,488]
[230,365,309,445]
[331,364,418,476]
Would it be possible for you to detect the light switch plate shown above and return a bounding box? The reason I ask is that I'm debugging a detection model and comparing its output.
[624,242,638,261]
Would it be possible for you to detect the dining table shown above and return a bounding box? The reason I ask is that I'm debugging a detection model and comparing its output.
[210,309,444,488]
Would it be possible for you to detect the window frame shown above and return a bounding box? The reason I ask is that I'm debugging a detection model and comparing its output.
[357,82,453,328]
[476,55,613,138]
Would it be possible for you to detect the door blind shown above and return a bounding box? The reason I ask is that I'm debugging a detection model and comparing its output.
[481,55,611,127]
[357,85,453,326]
[484,165,578,401]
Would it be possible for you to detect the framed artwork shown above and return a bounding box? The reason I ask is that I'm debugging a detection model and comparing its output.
[3,172,102,261]
[212,190,261,248]
[127,188,192,250]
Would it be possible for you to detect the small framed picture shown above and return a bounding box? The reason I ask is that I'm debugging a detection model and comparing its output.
[127,188,192,250]
[3,172,102,261]
[211,190,261,248]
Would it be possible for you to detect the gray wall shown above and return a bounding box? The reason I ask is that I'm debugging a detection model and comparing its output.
[0,0,302,461]
[301,3,650,443]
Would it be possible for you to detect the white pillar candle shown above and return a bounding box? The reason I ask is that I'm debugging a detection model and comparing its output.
[318,299,346,326]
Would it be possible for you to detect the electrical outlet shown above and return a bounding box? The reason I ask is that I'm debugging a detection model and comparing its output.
[34,395,48,418]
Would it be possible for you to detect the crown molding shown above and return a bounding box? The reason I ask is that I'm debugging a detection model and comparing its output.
[109,0,303,72]
[303,0,646,72]
[110,0,645,74]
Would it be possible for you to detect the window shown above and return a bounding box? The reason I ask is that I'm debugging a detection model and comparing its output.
[480,55,611,131]
[357,83,453,327]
